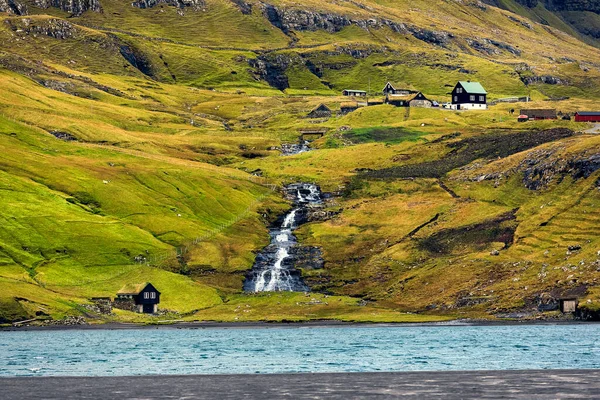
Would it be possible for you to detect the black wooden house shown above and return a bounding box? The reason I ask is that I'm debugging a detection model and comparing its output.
[451,81,487,110]
[116,282,161,314]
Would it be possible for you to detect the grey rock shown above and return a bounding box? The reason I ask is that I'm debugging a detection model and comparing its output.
[0,0,27,15]
[229,0,251,14]
[521,75,567,85]
[34,0,102,16]
[131,0,205,12]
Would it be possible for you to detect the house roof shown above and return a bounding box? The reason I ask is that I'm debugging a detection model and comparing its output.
[384,82,416,92]
[309,104,331,112]
[387,92,427,102]
[520,109,556,117]
[458,81,487,94]
[340,102,358,108]
[406,92,428,102]
[344,89,366,93]
[387,93,410,99]
[576,111,600,116]
[117,282,155,295]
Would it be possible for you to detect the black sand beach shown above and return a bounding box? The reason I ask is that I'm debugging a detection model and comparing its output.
[2,370,599,399]
[2,319,596,332]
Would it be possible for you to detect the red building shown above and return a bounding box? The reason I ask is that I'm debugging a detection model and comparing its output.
[575,112,600,122]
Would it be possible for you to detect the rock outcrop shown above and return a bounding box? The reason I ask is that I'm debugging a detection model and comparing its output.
[33,0,102,16]
[467,38,522,56]
[248,54,294,90]
[490,0,600,13]
[260,3,453,47]
[0,0,27,15]
[118,42,155,78]
[229,0,252,14]
[521,74,567,85]
[6,18,78,39]
[466,145,599,191]
[543,0,600,13]
[131,0,205,12]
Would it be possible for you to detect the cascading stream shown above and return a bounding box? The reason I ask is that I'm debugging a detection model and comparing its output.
[244,183,323,292]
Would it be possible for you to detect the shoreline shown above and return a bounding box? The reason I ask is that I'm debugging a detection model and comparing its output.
[2,318,597,332]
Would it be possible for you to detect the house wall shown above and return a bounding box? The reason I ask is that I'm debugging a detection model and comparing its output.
[575,115,600,122]
[456,103,488,110]
[308,111,331,118]
[113,298,137,312]
[409,100,432,108]
[343,91,366,97]
[452,84,487,106]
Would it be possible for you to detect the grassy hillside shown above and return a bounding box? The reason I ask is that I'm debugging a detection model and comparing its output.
[1,0,600,324]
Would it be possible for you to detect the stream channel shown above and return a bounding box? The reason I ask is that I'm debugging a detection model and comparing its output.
[244,141,321,292]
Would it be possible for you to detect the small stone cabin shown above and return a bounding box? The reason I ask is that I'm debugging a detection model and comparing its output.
[340,102,359,115]
[520,109,557,120]
[560,298,578,313]
[116,282,161,314]
[307,104,332,119]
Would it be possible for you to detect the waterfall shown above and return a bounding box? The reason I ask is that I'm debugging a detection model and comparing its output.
[244,183,323,293]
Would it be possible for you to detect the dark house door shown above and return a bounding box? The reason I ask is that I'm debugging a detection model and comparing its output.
[143,304,154,313]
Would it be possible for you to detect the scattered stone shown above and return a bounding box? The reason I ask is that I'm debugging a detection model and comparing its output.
[49,130,77,141]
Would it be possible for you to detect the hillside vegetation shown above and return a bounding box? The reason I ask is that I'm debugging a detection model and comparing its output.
[0,0,599,324]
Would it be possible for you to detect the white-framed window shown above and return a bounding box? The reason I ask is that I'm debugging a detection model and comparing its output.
[470,95,475,101]
[479,96,485,102]
[144,292,149,299]
[454,96,458,102]
[150,292,156,299]
[456,88,462,94]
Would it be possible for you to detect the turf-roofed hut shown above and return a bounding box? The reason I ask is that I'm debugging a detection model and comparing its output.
[116,283,161,314]
[307,104,332,119]
[340,102,359,115]
[451,81,488,110]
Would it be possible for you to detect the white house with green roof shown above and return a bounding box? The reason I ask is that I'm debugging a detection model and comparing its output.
[451,81,488,110]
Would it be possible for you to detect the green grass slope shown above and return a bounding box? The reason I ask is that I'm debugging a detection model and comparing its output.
[0,0,600,324]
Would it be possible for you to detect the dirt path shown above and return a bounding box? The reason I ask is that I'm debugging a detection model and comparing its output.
[583,123,600,134]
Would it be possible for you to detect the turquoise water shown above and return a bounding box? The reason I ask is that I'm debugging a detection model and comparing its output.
[1,324,599,376]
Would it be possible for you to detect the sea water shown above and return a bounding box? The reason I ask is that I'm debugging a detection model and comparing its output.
[1,324,599,377]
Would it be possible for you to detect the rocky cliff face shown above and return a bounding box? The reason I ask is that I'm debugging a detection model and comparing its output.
[505,0,600,12]
[260,3,453,47]
[544,0,600,13]
[484,0,600,39]
[229,0,252,15]
[34,0,102,16]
